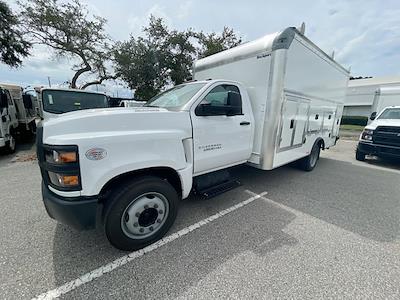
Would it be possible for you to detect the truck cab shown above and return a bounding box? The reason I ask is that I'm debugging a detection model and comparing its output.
[0,87,18,153]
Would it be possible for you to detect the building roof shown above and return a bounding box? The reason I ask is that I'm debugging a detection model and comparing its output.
[348,76,400,87]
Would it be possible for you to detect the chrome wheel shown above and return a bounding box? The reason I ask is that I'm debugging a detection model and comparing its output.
[121,192,169,239]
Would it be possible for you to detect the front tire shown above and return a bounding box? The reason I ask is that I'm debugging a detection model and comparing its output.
[104,176,179,251]
[298,141,321,171]
[355,148,366,161]
[5,133,16,154]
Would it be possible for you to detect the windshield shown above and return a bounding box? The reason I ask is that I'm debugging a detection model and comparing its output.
[42,90,108,114]
[378,108,400,119]
[145,83,206,109]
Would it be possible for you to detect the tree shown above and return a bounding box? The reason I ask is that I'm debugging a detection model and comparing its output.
[114,36,168,100]
[114,16,198,100]
[19,0,115,89]
[196,27,242,58]
[114,16,241,100]
[0,1,31,67]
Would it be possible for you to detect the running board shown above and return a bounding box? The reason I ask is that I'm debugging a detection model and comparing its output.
[198,179,241,199]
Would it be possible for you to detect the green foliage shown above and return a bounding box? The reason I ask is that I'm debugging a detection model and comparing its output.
[0,1,31,67]
[341,116,368,126]
[196,27,242,58]
[114,16,241,100]
[18,0,115,88]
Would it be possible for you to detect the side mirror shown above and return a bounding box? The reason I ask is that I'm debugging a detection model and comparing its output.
[195,103,227,116]
[370,112,377,120]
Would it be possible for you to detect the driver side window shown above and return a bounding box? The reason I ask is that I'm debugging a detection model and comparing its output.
[201,85,240,106]
[195,84,243,117]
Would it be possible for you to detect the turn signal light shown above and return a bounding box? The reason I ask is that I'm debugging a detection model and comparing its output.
[57,151,77,163]
[61,175,79,186]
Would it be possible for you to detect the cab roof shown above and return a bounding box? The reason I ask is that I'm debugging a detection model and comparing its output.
[41,87,107,95]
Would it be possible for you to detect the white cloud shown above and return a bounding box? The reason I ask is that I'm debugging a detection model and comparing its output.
[177,0,193,19]
[127,4,172,37]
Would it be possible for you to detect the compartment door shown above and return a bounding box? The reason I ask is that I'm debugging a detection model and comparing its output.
[293,102,309,146]
[279,99,298,149]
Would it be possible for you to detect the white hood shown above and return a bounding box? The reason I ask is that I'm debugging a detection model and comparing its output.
[365,118,400,130]
[42,107,192,145]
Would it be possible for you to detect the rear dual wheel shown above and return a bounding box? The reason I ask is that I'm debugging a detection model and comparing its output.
[104,176,179,251]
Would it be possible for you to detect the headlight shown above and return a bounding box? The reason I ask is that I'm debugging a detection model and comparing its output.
[45,149,77,163]
[41,145,81,191]
[360,129,374,141]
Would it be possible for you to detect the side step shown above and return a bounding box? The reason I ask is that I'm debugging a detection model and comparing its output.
[198,179,241,199]
[193,169,241,199]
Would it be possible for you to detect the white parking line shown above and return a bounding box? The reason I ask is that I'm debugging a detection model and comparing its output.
[32,190,268,300]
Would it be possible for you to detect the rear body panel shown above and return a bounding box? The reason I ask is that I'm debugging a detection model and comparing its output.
[194,27,349,170]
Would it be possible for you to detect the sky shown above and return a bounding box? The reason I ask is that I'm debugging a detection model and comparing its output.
[1,0,400,97]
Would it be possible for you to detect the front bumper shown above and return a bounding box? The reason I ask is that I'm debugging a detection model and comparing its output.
[42,182,98,230]
[357,141,400,158]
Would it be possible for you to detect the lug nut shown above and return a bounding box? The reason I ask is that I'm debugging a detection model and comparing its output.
[159,209,163,214]
[133,222,138,227]
[139,228,144,233]
[149,226,154,231]
[144,205,149,209]
[154,204,159,209]
[157,219,161,223]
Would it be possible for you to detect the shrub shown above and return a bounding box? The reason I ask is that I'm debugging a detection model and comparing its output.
[341,116,368,126]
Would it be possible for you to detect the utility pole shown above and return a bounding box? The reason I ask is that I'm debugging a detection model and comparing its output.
[47,76,51,87]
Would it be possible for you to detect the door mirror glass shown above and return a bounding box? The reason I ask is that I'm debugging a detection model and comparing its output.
[370,111,377,120]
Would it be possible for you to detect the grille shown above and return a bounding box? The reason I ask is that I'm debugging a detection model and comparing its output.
[373,126,400,147]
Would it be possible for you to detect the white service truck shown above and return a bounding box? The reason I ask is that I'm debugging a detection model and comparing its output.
[38,88,109,120]
[2,84,38,132]
[0,87,18,152]
[356,86,400,161]
[37,27,349,250]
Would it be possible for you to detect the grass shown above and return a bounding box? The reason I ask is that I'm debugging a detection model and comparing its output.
[340,124,364,131]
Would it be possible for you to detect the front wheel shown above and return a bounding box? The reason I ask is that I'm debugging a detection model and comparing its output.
[104,176,179,251]
[298,141,321,171]
[355,148,366,161]
[5,134,16,154]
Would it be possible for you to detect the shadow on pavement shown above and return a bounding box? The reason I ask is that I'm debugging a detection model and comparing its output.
[363,155,400,171]
[50,157,399,296]
[51,188,297,291]
[232,160,400,243]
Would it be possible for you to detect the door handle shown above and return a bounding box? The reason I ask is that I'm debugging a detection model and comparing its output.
[240,121,251,126]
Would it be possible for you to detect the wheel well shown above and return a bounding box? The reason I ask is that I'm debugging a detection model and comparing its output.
[99,167,182,201]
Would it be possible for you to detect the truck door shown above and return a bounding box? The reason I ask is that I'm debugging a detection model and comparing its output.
[5,90,18,125]
[191,84,253,175]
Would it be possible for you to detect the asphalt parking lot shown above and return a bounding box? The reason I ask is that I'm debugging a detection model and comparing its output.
[1,138,400,299]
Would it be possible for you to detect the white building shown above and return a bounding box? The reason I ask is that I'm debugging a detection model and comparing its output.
[344,76,400,117]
